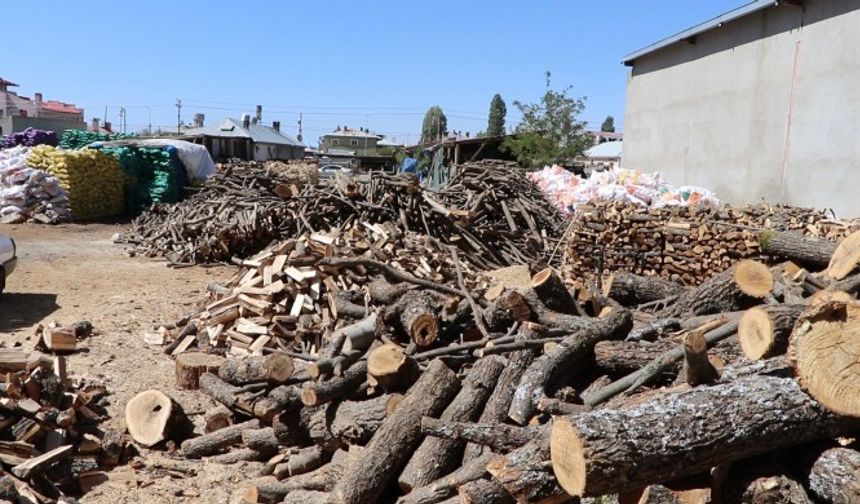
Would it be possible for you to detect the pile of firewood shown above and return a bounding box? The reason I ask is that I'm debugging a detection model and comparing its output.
[122,222,860,503]
[564,200,859,285]
[0,348,130,502]
[121,159,565,270]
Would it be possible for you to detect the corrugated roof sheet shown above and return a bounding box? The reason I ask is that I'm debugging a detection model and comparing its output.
[623,0,779,65]
[185,118,305,147]
[586,141,623,158]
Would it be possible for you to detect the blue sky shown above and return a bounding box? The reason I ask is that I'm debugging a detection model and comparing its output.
[3,0,742,145]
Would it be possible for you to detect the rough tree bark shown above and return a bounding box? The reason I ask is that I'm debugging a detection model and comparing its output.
[602,272,687,307]
[807,447,860,504]
[663,260,773,317]
[759,230,837,270]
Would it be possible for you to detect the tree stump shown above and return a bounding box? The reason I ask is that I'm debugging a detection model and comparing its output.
[175,352,225,389]
[125,390,189,447]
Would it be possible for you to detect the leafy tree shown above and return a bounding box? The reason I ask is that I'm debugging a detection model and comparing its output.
[502,72,592,167]
[487,94,507,137]
[421,106,448,143]
[601,115,615,133]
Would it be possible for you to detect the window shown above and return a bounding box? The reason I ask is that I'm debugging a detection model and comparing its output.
[350,139,359,147]
[331,139,339,146]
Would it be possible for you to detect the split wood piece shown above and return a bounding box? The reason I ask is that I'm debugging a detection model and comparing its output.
[398,356,506,492]
[367,277,411,305]
[462,322,544,463]
[391,290,442,348]
[11,445,73,479]
[582,318,738,407]
[338,313,382,354]
[331,359,460,504]
[421,417,538,454]
[788,301,860,416]
[531,268,578,315]
[242,427,279,454]
[487,429,565,503]
[738,304,804,360]
[41,327,76,352]
[807,447,860,504]
[367,343,419,393]
[181,419,260,459]
[281,490,329,504]
[396,452,494,504]
[508,307,632,425]
[681,330,721,386]
[826,230,860,280]
[219,354,294,385]
[125,390,189,447]
[759,230,837,270]
[329,393,391,446]
[203,404,234,433]
[664,260,773,317]
[175,352,226,390]
[458,478,514,504]
[243,449,353,503]
[550,375,860,497]
[602,272,687,307]
[301,360,368,407]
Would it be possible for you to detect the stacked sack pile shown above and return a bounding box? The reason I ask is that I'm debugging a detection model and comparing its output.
[1,127,58,148]
[59,130,134,150]
[0,146,71,223]
[28,146,124,220]
[102,145,189,213]
[530,164,720,214]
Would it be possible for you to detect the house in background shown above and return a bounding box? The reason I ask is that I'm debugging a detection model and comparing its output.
[184,116,305,161]
[622,0,860,216]
[320,127,381,156]
[0,77,86,136]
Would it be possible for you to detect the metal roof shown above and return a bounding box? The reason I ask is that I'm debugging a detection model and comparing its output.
[185,118,304,147]
[623,0,779,65]
[586,140,623,159]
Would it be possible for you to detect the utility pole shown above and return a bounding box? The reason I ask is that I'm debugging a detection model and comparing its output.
[297,113,303,143]
[146,106,152,136]
[119,107,126,133]
[176,98,182,135]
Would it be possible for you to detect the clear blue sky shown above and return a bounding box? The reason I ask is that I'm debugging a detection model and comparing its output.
[4,0,742,146]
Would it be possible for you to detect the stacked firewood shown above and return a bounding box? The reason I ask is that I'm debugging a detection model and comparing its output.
[565,200,859,285]
[0,348,130,501]
[121,226,860,504]
[122,159,565,270]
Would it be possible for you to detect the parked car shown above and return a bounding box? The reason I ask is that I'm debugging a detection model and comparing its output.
[0,235,15,294]
[318,165,354,178]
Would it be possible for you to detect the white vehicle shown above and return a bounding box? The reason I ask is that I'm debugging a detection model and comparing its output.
[0,235,16,293]
[318,164,354,179]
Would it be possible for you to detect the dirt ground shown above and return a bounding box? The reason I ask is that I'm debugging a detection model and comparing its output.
[0,222,264,503]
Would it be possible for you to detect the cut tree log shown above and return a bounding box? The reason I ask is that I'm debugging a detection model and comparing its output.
[395,452,494,504]
[681,330,721,386]
[393,290,442,348]
[826,230,860,280]
[367,343,419,393]
[337,313,382,354]
[329,394,391,446]
[486,429,566,503]
[301,361,368,407]
[219,354,294,385]
[788,301,860,416]
[280,489,329,504]
[175,352,226,389]
[331,359,460,504]
[664,260,773,317]
[550,375,860,497]
[807,447,860,504]
[398,356,506,492]
[593,338,680,376]
[203,404,234,433]
[125,390,189,447]
[458,479,514,504]
[243,449,353,503]
[738,304,804,360]
[181,419,260,459]
[242,427,279,454]
[728,475,811,504]
[602,272,687,307]
[759,230,837,270]
[421,417,537,453]
[531,268,578,314]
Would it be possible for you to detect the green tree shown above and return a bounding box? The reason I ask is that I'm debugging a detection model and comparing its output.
[487,94,507,137]
[502,72,592,167]
[601,115,615,133]
[421,106,448,143]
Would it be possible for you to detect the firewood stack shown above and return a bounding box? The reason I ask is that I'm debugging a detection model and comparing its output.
[132,225,860,504]
[0,349,130,501]
[565,200,859,285]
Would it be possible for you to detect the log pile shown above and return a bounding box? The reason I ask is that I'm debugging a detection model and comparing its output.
[0,348,131,501]
[138,223,860,504]
[564,200,859,285]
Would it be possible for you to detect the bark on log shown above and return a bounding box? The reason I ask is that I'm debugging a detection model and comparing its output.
[219,354,294,385]
[663,260,773,317]
[602,272,687,307]
[532,268,578,314]
[242,427,279,454]
[398,356,506,492]
[277,446,326,478]
[550,375,860,497]
[394,290,442,348]
[125,390,190,447]
[367,343,420,393]
[281,490,330,504]
[331,359,460,504]
[0,475,19,501]
[681,330,721,386]
[726,475,811,504]
[807,447,860,504]
[337,313,382,354]
[759,230,837,270]
[508,307,632,424]
[243,450,351,503]
[593,338,679,376]
[421,417,537,454]
[458,479,514,504]
[395,452,494,504]
[301,361,368,407]
[329,394,390,446]
[203,404,234,433]
[738,304,804,360]
[175,352,226,389]
[487,429,566,503]
[181,419,260,459]
[199,372,280,421]
[368,277,411,305]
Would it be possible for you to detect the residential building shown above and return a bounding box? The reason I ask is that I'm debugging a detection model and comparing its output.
[0,77,86,136]
[320,127,380,156]
[184,116,305,161]
[622,0,860,216]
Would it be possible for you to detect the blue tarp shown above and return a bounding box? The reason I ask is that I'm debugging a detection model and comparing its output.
[400,157,418,174]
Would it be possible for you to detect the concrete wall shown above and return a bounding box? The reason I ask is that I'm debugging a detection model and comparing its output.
[623,0,860,217]
[0,116,85,137]
[321,135,379,155]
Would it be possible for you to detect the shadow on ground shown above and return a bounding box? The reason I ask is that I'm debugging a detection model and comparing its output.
[0,292,60,333]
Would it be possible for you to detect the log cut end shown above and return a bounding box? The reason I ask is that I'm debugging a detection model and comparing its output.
[410,313,439,348]
[125,390,181,447]
[738,307,777,360]
[733,260,774,298]
[549,416,587,497]
[790,301,860,416]
[263,353,295,383]
[808,289,855,308]
[827,230,860,280]
[367,343,418,392]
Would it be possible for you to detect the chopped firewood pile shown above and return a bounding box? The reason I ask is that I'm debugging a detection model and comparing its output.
[564,200,859,285]
[121,159,565,270]
[125,205,860,503]
[0,347,130,502]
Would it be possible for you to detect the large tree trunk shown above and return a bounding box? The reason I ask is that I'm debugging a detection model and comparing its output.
[398,356,506,492]
[331,359,460,504]
[807,447,860,504]
[738,304,804,360]
[602,272,687,307]
[420,417,538,454]
[663,260,773,317]
[759,230,837,270]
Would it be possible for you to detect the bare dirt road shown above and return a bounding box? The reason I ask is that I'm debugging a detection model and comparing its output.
[0,222,260,503]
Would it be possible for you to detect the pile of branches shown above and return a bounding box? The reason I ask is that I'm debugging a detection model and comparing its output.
[125,228,860,503]
[564,200,858,285]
